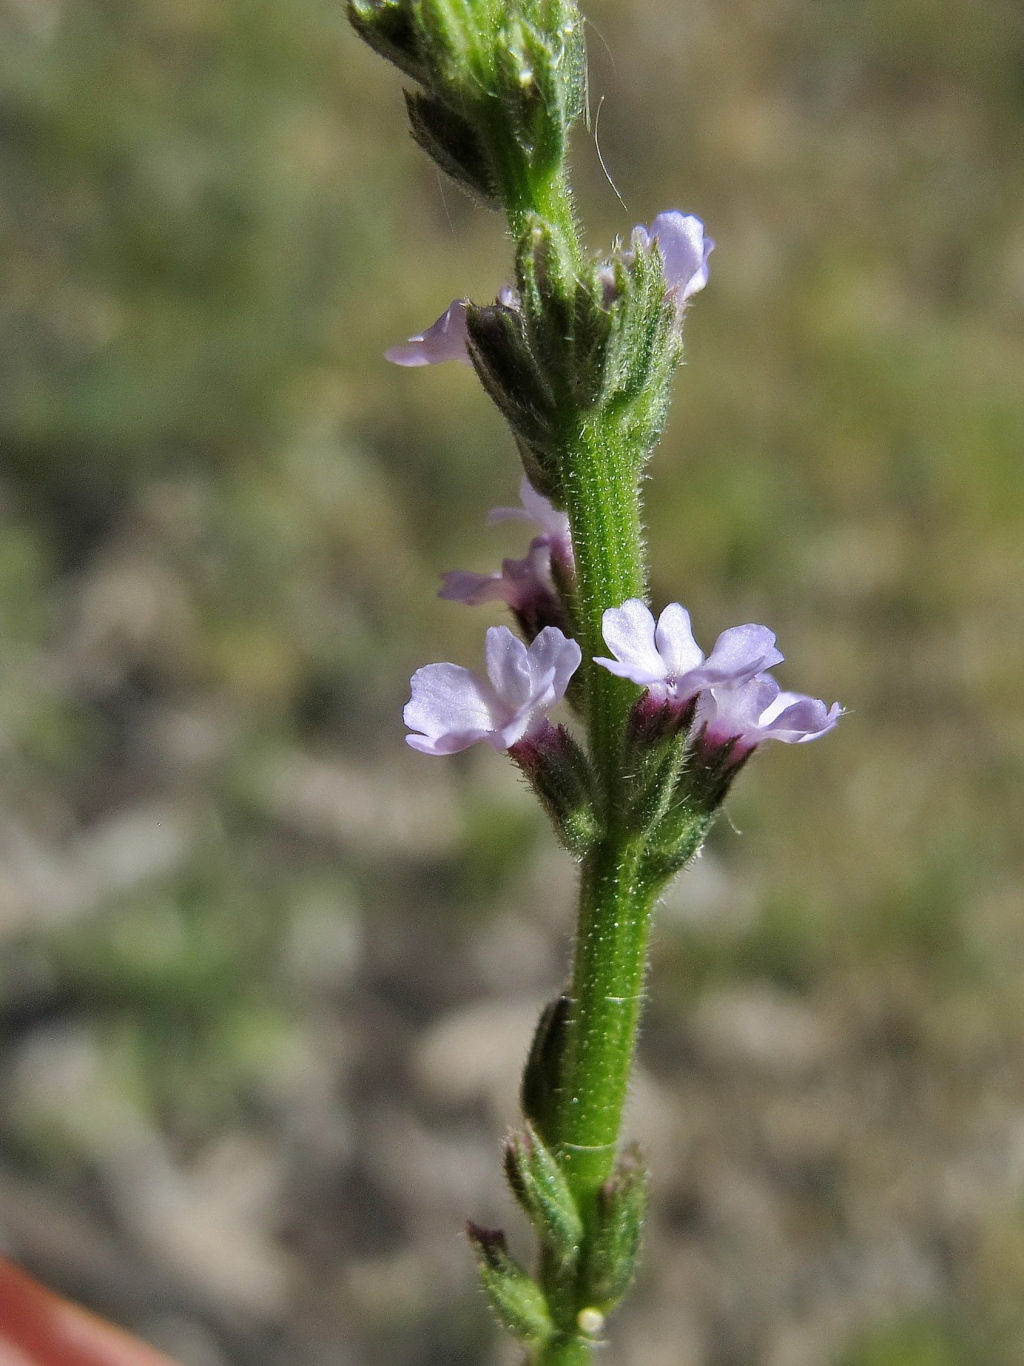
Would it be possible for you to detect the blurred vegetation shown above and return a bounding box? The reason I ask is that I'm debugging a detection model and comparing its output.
[0,0,1023,1363]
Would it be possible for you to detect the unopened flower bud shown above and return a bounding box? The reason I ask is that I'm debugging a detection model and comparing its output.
[509,721,597,856]
[465,1223,554,1348]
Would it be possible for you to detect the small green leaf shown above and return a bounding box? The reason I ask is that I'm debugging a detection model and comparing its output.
[521,995,570,1144]
[504,1125,584,1267]
[581,1146,650,1311]
[466,1223,555,1347]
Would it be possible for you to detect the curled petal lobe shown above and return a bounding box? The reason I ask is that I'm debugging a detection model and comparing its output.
[385,299,472,366]
[647,211,714,301]
[759,690,844,744]
[696,675,842,759]
[699,624,784,683]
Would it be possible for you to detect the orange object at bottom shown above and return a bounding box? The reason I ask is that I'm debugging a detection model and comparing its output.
[0,1259,181,1366]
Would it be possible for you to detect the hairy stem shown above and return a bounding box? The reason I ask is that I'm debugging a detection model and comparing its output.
[559,414,647,803]
[532,1334,593,1366]
[553,836,657,1211]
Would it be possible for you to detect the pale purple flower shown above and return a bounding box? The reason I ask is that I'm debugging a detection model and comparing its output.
[385,288,520,368]
[640,211,714,303]
[439,540,566,637]
[486,475,574,572]
[694,674,843,761]
[440,540,549,607]
[439,478,574,637]
[594,599,783,705]
[405,625,582,755]
[385,299,472,367]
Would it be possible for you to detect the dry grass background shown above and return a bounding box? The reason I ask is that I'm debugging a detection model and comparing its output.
[0,0,1023,1363]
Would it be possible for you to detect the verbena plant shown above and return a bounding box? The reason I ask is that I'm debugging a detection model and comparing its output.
[348,2,841,1360]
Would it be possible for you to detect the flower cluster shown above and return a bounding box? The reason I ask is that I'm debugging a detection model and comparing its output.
[398,211,839,799]
[405,587,839,768]
[386,215,713,369]
[593,599,841,761]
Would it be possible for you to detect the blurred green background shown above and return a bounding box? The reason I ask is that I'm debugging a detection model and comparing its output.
[1,0,1023,1363]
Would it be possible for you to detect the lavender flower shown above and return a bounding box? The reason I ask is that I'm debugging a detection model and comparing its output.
[639,211,714,304]
[487,476,574,574]
[694,674,843,761]
[439,548,547,609]
[439,478,574,637]
[593,599,782,705]
[439,541,564,639]
[385,299,473,367]
[405,625,582,755]
[602,211,714,308]
[386,288,521,368]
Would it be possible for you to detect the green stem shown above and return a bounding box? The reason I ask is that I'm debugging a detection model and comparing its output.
[553,837,657,1211]
[532,1334,593,1366]
[491,98,659,1366]
[559,414,647,799]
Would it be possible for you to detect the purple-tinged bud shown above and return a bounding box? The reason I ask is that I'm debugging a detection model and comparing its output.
[385,299,472,366]
[509,720,597,855]
[405,625,581,755]
[641,211,714,304]
[465,1222,554,1349]
[582,1144,650,1313]
[627,689,698,748]
[502,1124,583,1267]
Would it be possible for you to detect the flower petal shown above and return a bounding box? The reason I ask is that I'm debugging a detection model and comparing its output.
[527,626,582,702]
[595,599,668,685]
[385,300,472,366]
[404,662,500,753]
[438,570,508,605]
[700,624,783,684]
[648,212,714,300]
[483,625,535,712]
[653,603,704,679]
[487,477,571,547]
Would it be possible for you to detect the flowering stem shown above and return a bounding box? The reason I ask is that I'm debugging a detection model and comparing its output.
[352,1,843,1359]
